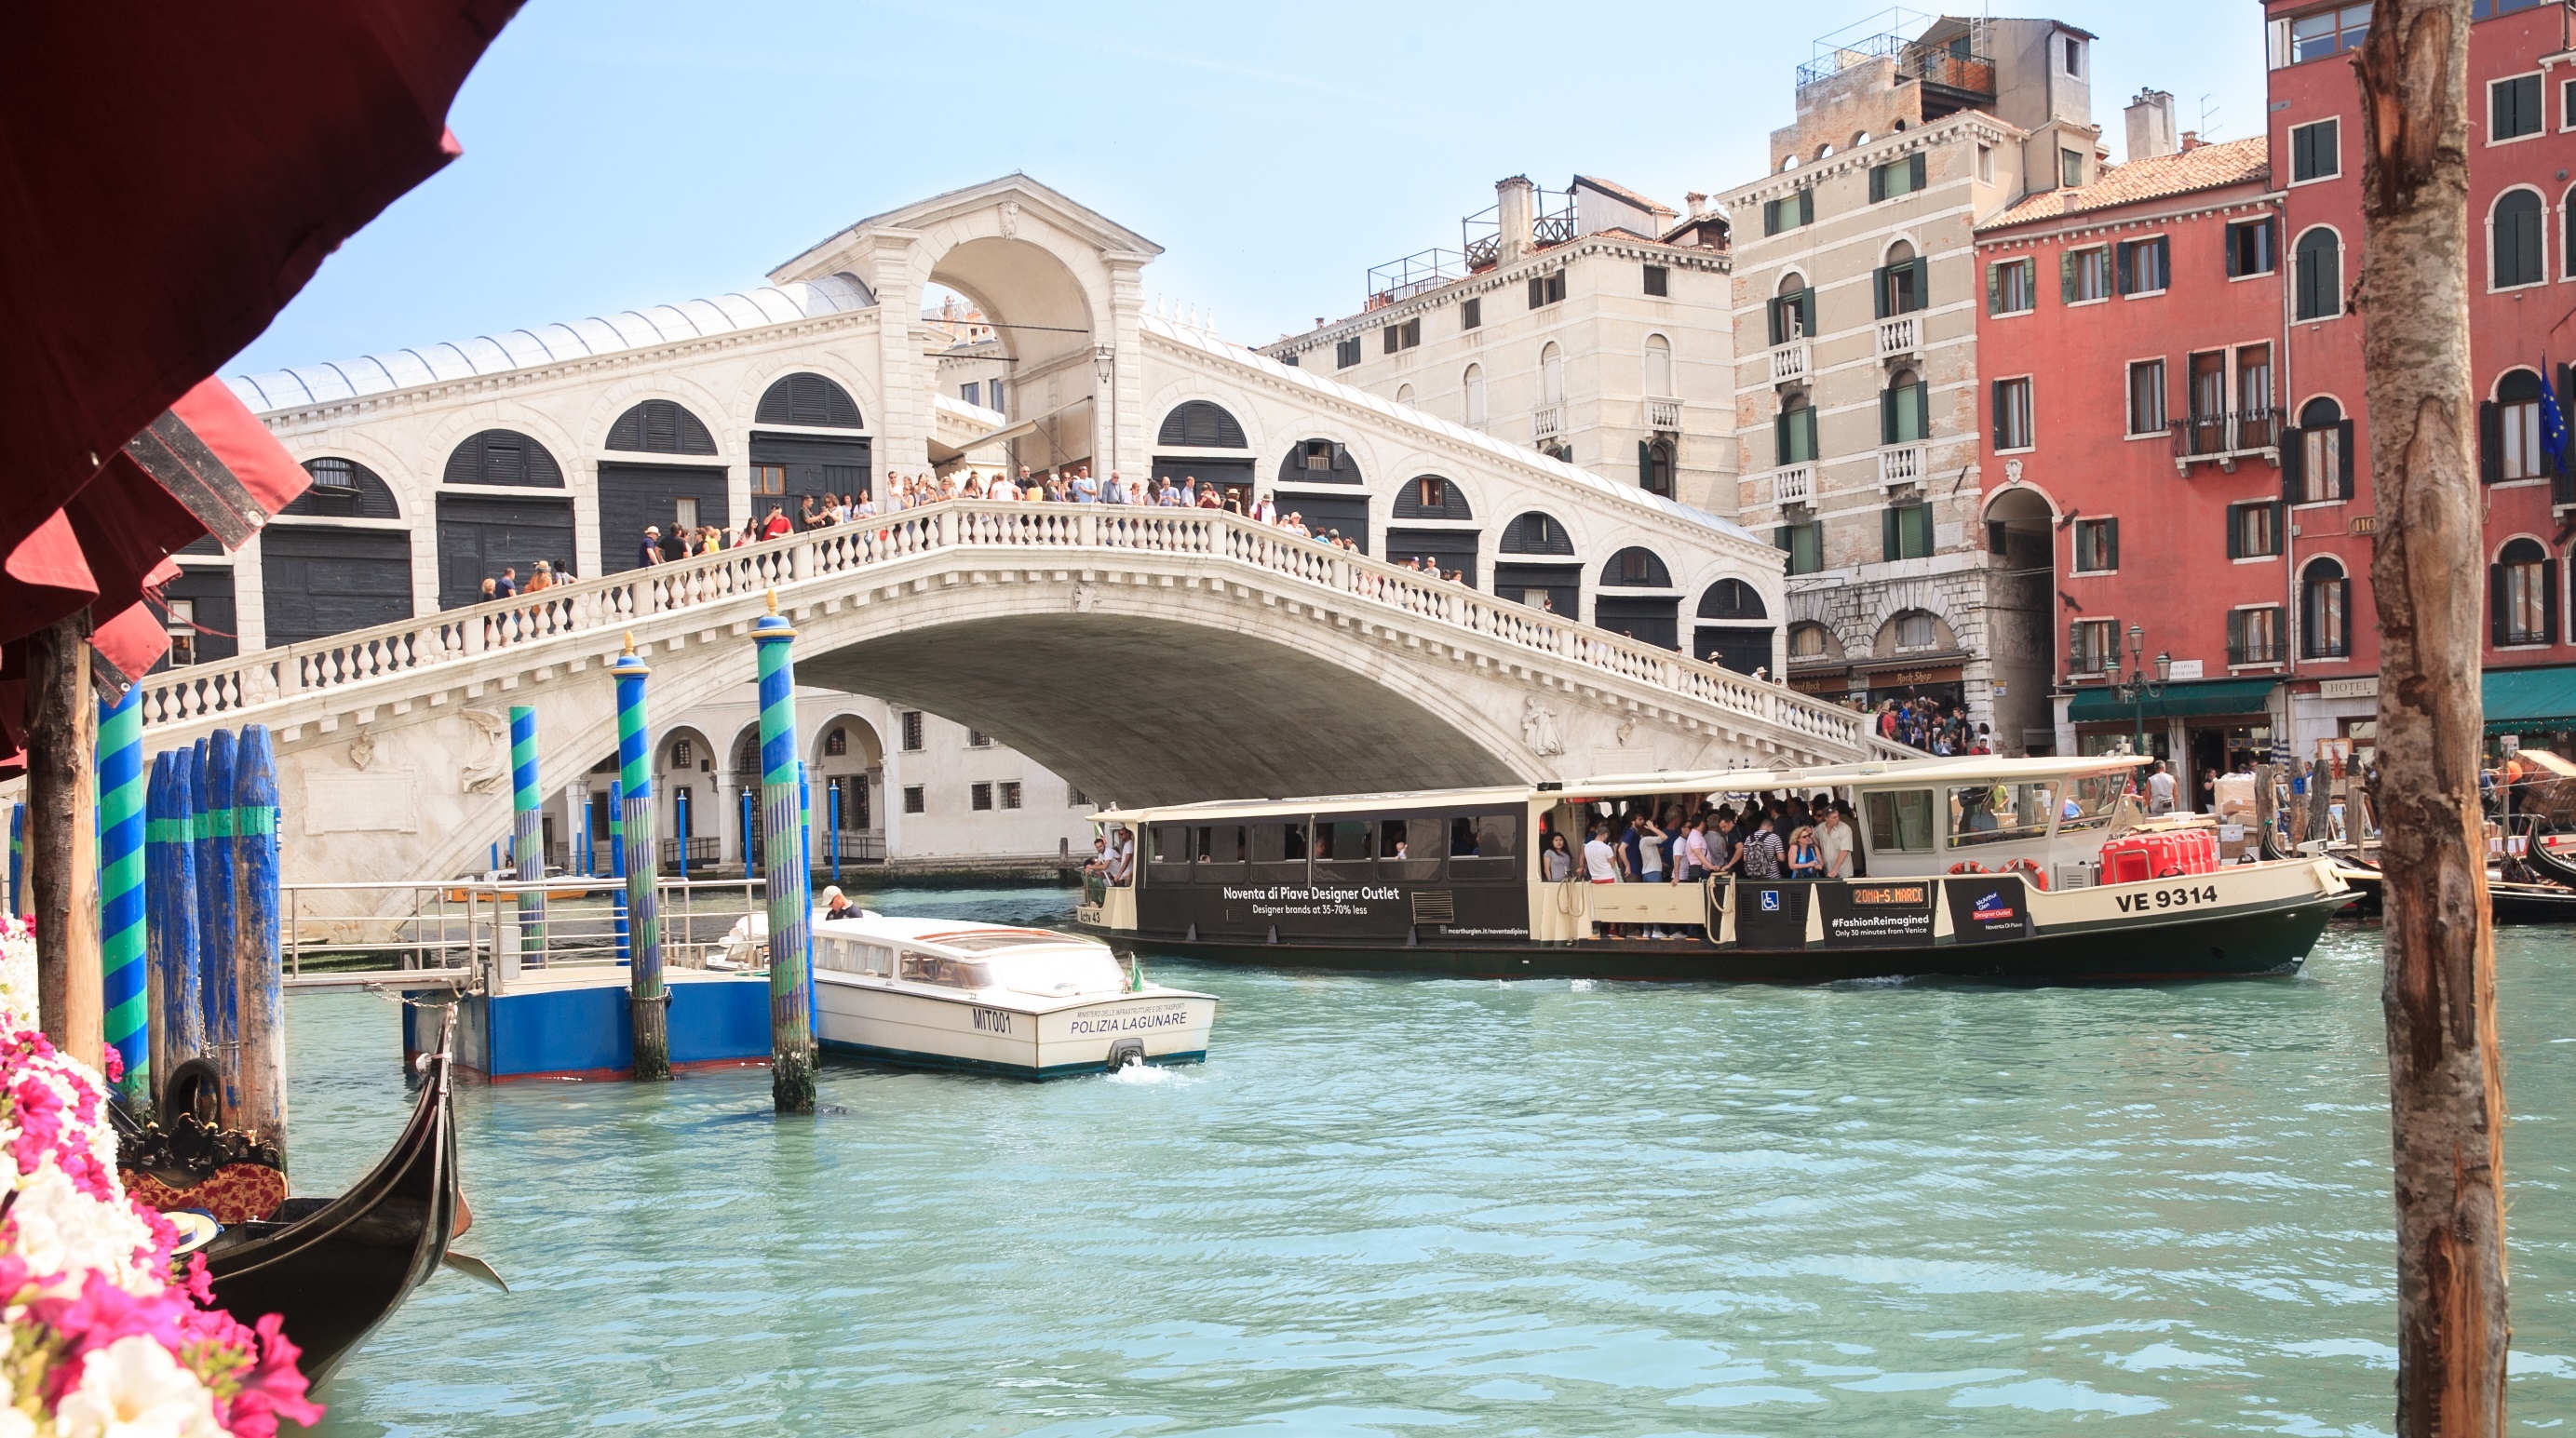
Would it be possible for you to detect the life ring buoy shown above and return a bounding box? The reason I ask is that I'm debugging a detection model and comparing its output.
[2002,857,2049,891]
[1948,861,1989,875]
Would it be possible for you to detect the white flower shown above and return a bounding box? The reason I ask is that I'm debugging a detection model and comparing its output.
[51,1336,222,1438]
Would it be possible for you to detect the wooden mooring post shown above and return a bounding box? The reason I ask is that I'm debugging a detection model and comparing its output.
[25,611,101,1068]
[231,727,285,1159]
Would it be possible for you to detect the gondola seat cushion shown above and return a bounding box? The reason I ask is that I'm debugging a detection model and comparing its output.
[123,1162,287,1224]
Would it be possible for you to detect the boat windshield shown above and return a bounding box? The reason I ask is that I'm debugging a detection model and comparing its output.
[983,951,1130,999]
[1947,782,2057,847]
[2057,773,2128,833]
[897,953,993,989]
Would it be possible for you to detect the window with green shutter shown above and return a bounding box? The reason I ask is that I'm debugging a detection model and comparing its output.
[1868,153,1926,202]
[1776,521,1824,575]
[1875,255,1927,317]
[1762,189,1814,235]
[1881,503,1935,562]
[1766,287,1814,346]
[2492,72,2543,141]
[2062,246,2110,302]
[1881,374,1929,444]
[1988,258,2034,315]
[2072,517,2119,572]
[1775,403,1818,465]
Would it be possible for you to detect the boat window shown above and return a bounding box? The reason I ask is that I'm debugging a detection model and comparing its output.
[1948,784,2055,846]
[899,953,992,988]
[1148,824,1195,884]
[926,929,1088,952]
[986,950,1129,998]
[2057,773,2128,834]
[1864,789,1936,852]
[1315,819,1374,869]
[1248,820,1309,880]
[1194,824,1246,879]
[816,940,894,975]
[1380,815,1444,880]
[1449,813,1519,880]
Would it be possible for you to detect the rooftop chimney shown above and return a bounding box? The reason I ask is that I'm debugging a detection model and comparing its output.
[2179,130,2204,152]
[1685,191,1709,220]
[2125,88,2178,161]
[1496,176,1535,265]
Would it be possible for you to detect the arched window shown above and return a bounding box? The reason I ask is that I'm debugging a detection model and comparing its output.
[1540,343,1565,407]
[1816,142,1834,159]
[2302,557,2352,658]
[1780,154,1799,173]
[1156,401,1248,448]
[2492,188,2545,289]
[1639,437,1675,498]
[283,457,399,518]
[1276,438,1362,485]
[1878,239,1923,316]
[2488,369,2551,482]
[1788,622,1833,658]
[756,372,863,428]
[1500,512,1574,556]
[2294,396,2353,503]
[2294,227,2341,320]
[1894,611,1939,651]
[1463,364,1487,429]
[1642,334,1674,397]
[1768,272,1814,347]
[606,399,717,455]
[2491,536,2556,646]
[1882,367,1928,444]
[1395,383,1415,408]
[1698,580,1766,621]
[1853,130,1872,148]
[1601,546,1673,588]
[442,429,564,488]
[1392,475,1472,519]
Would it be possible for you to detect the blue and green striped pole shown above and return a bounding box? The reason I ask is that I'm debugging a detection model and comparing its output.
[755,596,816,1112]
[614,640,668,1081]
[511,706,544,965]
[197,732,237,1088]
[96,688,146,1106]
[7,802,21,916]
[231,727,285,1156]
[609,778,629,963]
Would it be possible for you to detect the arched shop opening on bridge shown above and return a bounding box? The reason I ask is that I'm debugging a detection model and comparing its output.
[1693,579,1774,677]
[1495,511,1579,617]
[1153,400,1253,504]
[263,457,412,646]
[437,428,573,608]
[1595,546,1679,649]
[1270,434,1367,551]
[1386,474,1477,584]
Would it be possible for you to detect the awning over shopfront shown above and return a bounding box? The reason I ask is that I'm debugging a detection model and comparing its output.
[2066,678,2279,723]
[2483,664,2576,736]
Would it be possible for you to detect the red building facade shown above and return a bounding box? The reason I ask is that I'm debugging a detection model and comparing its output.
[1976,0,2576,781]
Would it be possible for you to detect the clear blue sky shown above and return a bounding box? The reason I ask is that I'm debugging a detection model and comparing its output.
[229,1,2270,375]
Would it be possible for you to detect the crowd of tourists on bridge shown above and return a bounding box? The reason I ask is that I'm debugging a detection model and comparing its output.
[1820,694,1990,757]
[1544,791,1859,939]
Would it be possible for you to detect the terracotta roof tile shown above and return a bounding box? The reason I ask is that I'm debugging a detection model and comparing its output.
[1982,137,2270,231]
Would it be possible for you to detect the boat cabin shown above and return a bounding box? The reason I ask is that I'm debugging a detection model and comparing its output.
[814,919,1133,1000]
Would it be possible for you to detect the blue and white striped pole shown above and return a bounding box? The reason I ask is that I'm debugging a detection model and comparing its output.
[511,706,544,965]
[828,781,842,881]
[231,727,285,1155]
[614,639,668,1080]
[96,687,146,1105]
[755,595,816,1112]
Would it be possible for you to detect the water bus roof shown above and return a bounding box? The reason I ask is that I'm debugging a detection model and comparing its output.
[1093,756,2149,825]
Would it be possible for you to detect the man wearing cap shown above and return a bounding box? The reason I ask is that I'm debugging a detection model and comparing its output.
[638,526,663,568]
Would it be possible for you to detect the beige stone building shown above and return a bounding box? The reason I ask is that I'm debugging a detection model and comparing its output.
[1719,14,2097,749]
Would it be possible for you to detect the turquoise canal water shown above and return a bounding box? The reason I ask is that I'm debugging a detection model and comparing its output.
[283,888,2574,1436]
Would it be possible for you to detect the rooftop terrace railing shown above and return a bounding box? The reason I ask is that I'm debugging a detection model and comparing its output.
[135,500,1908,763]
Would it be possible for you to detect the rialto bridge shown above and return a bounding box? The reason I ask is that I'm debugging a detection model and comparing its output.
[67,175,1904,885]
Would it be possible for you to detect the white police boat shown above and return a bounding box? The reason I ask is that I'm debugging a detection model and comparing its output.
[809,913,1216,1079]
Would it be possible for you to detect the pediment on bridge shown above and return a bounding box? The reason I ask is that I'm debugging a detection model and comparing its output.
[769,173,1164,285]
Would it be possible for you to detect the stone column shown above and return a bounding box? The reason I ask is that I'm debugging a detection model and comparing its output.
[866,229,931,477]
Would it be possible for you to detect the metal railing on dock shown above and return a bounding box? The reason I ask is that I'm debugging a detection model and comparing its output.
[281,874,776,992]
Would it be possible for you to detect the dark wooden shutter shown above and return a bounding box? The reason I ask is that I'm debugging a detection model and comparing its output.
[2114,241,2134,295]
[2479,401,2502,483]
[1873,264,1891,318]
[2336,577,2353,652]
[1881,387,1898,445]
[2279,425,2304,502]
[2226,505,2244,560]
[1908,257,1928,310]
[2548,558,2563,645]
[2105,517,2120,571]
[2061,251,2079,303]
[1986,262,2002,314]
[1774,411,1792,467]
[1881,506,1900,562]
[1528,276,1544,308]
[2225,225,2243,278]
[1908,154,1925,192]
[1767,295,1787,346]
[2336,419,2357,498]
[2491,562,2510,646]
[1869,164,1886,203]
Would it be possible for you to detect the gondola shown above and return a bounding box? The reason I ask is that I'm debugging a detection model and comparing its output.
[2335,838,2576,924]
[2523,826,2576,889]
[200,1011,464,1386]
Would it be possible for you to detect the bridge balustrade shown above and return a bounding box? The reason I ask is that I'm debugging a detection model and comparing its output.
[132,500,1906,761]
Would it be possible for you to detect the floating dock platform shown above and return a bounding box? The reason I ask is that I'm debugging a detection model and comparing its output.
[404,967,771,1081]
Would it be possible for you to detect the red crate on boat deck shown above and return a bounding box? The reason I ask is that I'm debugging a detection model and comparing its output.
[2099,837,2155,885]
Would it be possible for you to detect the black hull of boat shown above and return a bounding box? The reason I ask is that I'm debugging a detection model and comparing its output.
[2338,863,2576,923]
[2525,829,2576,889]
[205,1034,459,1387]
[1098,894,2344,984]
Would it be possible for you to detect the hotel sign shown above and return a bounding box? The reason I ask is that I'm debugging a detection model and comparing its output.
[2316,678,2378,700]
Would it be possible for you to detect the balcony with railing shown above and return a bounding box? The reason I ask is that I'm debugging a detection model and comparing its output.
[1364,249,1470,311]
[1646,396,1682,431]
[1531,406,1565,442]
[1797,15,1995,109]
[2169,407,2286,474]
[2555,468,2576,511]
[1875,315,1919,359]
[1769,341,1812,384]
[1461,187,1578,269]
[1877,445,1922,488]
[1771,466,1815,506]
[2227,635,2286,667]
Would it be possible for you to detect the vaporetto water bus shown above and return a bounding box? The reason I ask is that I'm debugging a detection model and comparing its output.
[810,914,1218,1077]
[1074,756,2356,982]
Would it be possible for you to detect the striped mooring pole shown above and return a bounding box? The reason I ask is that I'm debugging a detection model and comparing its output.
[196,731,238,1108]
[614,639,668,1081]
[145,747,203,1107]
[755,595,816,1113]
[96,686,146,1106]
[609,778,630,964]
[7,801,22,916]
[511,706,544,964]
[232,727,285,1158]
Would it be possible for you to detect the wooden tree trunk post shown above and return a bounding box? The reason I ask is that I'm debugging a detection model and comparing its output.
[2355,2,2512,1431]
[754,598,816,1113]
[614,642,668,1081]
[24,611,101,1068]
[231,726,286,1161]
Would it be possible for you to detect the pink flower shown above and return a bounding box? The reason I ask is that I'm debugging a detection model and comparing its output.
[100,1047,122,1084]
[222,1314,322,1438]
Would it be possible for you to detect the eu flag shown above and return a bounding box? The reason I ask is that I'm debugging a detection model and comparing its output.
[2542,358,2569,473]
